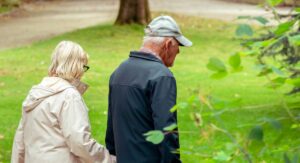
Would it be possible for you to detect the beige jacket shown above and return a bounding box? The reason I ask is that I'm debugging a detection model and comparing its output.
[11,77,115,163]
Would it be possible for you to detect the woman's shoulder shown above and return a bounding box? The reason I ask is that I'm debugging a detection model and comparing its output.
[60,88,88,111]
[61,87,82,101]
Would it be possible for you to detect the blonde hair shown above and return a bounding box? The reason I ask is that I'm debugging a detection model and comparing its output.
[48,41,89,81]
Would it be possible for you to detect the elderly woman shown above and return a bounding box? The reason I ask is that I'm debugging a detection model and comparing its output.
[11,41,115,163]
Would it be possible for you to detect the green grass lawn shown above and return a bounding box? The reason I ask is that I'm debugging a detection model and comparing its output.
[0,14,299,162]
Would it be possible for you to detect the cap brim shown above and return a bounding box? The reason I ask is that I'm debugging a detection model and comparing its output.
[175,35,193,47]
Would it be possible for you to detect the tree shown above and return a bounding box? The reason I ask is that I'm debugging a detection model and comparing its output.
[115,0,151,25]
[207,0,300,94]
[234,0,300,94]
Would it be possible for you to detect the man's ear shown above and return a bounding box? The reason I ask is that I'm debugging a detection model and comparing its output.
[165,39,173,49]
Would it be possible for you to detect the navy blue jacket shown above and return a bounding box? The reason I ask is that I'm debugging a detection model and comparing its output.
[105,51,181,163]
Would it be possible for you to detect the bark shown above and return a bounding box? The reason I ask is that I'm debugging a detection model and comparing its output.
[115,0,151,25]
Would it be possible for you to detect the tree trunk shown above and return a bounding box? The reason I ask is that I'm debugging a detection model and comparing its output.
[115,0,151,25]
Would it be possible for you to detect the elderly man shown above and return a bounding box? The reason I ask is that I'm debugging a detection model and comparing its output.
[105,15,192,163]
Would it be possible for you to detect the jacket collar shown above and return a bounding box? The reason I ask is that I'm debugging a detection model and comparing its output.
[129,51,163,64]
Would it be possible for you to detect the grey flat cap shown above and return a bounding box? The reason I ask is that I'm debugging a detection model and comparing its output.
[145,15,193,47]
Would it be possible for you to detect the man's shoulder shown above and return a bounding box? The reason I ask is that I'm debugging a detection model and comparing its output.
[116,56,172,73]
[152,63,174,77]
[109,56,174,83]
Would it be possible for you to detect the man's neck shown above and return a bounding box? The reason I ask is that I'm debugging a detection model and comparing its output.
[139,47,162,60]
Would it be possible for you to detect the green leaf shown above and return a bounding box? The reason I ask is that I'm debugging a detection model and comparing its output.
[228,53,241,69]
[253,16,269,25]
[170,102,190,113]
[248,125,264,141]
[249,39,275,50]
[266,77,286,88]
[238,50,258,56]
[284,153,291,163]
[143,130,164,144]
[163,123,177,131]
[295,8,300,13]
[260,117,282,130]
[289,34,300,46]
[267,0,283,6]
[291,124,300,129]
[253,64,267,71]
[213,151,231,161]
[178,102,188,109]
[271,66,285,77]
[286,78,300,87]
[253,39,275,48]
[269,119,282,130]
[257,68,272,77]
[210,71,228,79]
[236,24,253,37]
[232,66,244,73]
[187,95,197,104]
[242,40,255,47]
[170,105,178,113]
[206,57,227,72]
[274,21,295,35]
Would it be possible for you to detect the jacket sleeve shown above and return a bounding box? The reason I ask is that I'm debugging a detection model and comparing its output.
[59,91,115,163]
[11,119,25,163]
[105,85,116,155]
[150,76,181,163]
